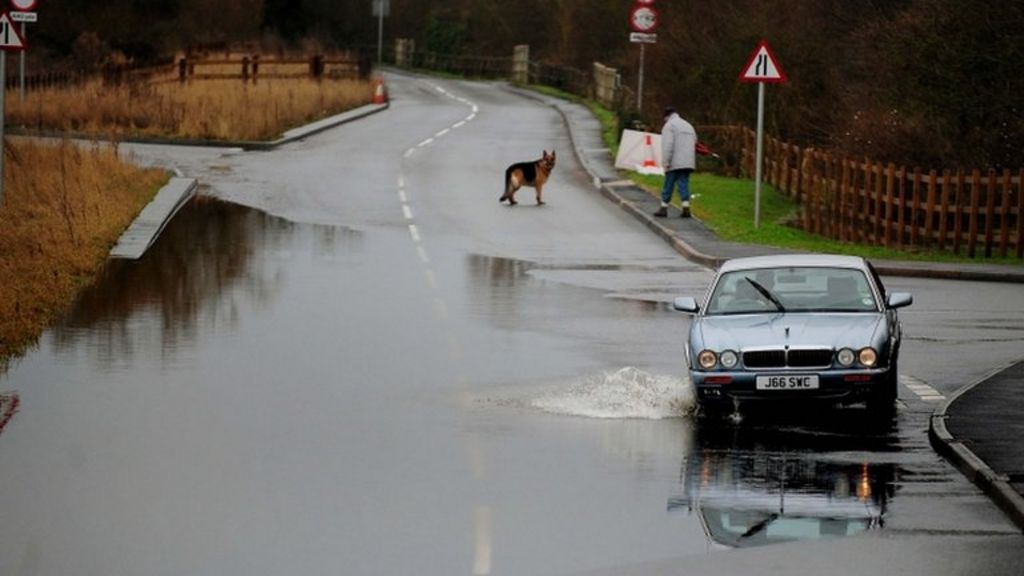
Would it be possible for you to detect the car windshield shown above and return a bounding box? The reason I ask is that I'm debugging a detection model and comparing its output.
[705,266,878,315]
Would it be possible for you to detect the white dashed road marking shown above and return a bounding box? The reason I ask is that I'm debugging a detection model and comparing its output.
[902,375,946,402]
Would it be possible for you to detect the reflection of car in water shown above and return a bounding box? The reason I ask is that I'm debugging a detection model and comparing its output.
[669,423,895,549]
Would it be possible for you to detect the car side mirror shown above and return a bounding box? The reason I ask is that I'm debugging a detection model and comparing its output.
[673,296,700,314]
[887,292,913,309]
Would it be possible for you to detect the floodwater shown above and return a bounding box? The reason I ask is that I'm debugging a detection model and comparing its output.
[0,196,924,576]
[8,70,1021,575]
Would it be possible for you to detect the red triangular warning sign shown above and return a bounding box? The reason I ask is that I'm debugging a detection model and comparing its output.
[0,13,26,51]
[739,40,785,83]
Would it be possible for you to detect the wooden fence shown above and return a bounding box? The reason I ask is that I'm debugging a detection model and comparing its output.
[719,127,1023,259]
[172,53,371,83]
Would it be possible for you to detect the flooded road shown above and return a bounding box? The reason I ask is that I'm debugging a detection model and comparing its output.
[2,73,1023,576]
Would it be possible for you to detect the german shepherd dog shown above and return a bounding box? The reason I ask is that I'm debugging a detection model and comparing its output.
[500,150,556,206]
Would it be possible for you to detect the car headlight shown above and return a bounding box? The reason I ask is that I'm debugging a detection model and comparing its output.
[697,350,718,370]
[837,348,856,367]
[858,347,878,367]
[720,350,739,369]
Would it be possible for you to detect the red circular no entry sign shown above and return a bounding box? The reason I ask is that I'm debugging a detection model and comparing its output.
[10,0,38,11]
[629,5,658,33]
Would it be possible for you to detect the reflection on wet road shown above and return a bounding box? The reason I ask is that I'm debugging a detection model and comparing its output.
[673,410,898,550]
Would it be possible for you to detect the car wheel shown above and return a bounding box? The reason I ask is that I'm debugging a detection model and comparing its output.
[867,358,898,415]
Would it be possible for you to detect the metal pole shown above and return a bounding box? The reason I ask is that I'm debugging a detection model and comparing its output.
[377,1,384,64]
[637,43,645,113]
[1,52,6,204]
[18,23,24,103]
[754,82,765,228]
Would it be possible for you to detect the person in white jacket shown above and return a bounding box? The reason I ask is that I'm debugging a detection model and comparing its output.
[655,107,698,218]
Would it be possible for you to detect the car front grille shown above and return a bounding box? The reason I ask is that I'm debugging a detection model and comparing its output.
[743,350,786,368]
[743,348,833,369]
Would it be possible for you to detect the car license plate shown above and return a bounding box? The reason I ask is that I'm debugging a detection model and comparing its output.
[756,374,820,390]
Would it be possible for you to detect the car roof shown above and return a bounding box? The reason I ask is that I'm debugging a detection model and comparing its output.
[717,253,868,273]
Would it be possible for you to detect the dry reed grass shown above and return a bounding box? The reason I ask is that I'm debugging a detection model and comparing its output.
[7,77,375,141]
[0,139,167,364]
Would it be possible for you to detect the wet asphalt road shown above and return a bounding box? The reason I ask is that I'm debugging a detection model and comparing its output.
[1,72,1023,575]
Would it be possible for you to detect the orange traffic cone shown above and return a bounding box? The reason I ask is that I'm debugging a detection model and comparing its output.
[372,78,388,104]
[641,134,657,169]
[637,133,663,175]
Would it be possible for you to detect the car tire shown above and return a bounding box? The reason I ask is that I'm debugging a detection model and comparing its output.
[867,358,898,415]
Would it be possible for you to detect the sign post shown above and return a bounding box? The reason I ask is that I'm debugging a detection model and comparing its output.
[628,1,657,114]
[372,0,389,64]
[0,9,26,204]
[10,0,38,103]
[739,40,786,228]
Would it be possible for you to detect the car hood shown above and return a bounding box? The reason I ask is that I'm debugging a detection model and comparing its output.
[695,313,884,350]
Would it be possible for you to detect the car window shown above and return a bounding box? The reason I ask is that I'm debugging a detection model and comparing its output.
[706,267,878,314]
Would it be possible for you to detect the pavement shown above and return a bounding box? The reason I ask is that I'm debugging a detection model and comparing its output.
[106,76,1024,535]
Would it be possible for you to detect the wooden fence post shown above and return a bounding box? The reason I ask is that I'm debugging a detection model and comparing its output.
[309,55,324,79]
[883,163,895,248]
[984,169,996,258]
[872,162,883,245]
[924,169,937,249]
[860,159,872,244]
[999,169,1011,258]
[938,169,951,250]
[840,158,851,242]
[952,170,965,255]
[896,165,906,249]
[802,150,814,233]
[1018,169,1024,259]
[826,154,837,239]
[910,167,922,247]
[781,143,791,195]
[968,169,981,258]
[252,55,260,84]
[178,57,188,84]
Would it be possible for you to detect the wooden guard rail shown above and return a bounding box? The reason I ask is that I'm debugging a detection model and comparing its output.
[176,53,371,83]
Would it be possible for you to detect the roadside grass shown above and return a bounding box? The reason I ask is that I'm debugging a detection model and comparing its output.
[0,74,375,367]
[7,77,375,141]
[529,86,1022,266]
[0,139,168,367]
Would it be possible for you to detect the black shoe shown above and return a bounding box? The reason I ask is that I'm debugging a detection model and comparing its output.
[680,206,691,218]
[653,207,668,218]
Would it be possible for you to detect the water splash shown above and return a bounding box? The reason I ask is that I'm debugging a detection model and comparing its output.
[532,367,695,419]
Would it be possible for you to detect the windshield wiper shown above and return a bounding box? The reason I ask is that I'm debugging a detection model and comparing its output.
[745,277,786,312]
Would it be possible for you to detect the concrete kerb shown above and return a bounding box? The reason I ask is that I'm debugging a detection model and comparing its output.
[929,358,1024,533]
[110,177,198,259]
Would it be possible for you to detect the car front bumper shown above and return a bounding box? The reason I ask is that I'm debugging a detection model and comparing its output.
[690,368,890,407]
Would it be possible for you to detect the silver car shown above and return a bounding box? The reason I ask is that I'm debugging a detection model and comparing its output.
[673,254,912,414]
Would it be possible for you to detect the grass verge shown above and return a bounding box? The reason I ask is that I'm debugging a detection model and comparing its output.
[0,140,168,367]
